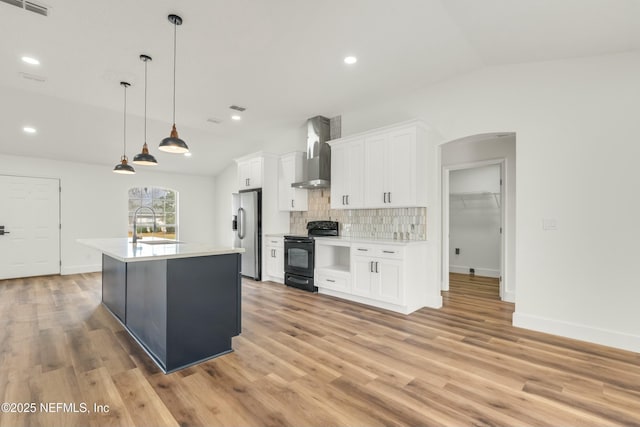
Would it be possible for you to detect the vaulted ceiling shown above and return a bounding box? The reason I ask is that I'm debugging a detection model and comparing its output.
[1,0,639,175]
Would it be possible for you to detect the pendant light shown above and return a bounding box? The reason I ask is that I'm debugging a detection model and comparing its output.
[133,54,158,165]
[159,14,189,154]
[113,81,135,175]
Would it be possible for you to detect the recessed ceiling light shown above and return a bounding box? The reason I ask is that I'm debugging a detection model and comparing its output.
[23,126,37,134]
[21,56,40,65]
[184,152,192,157]
[344,56,357,65]
[231,115,241,121]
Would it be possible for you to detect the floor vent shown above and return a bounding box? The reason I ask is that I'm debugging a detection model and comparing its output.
[0,0,49,16]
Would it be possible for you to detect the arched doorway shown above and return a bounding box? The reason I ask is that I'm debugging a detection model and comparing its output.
[438,133,516,302]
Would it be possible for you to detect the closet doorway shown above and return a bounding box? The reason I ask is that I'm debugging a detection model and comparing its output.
[439,132,516,302]
[448,163,502,299]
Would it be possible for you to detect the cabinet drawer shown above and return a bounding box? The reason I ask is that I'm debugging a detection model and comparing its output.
[352,244,375,256]
[374,246,404,259]
[316,272,350,293]
[266,238,284,249]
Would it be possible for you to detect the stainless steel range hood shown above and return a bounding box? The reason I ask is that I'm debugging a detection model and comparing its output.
[291,116,331,189]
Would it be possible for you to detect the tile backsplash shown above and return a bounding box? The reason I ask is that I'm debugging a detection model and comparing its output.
[290,189,427,240]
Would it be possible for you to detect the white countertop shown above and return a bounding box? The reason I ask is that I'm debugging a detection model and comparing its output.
[313,236,428,246]
[264,233,287,238]
[78,238,244,263]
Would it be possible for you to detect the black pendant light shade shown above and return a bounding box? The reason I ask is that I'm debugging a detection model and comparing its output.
[159,14,189,154]
[114,81,136,175]
[114,156,136,174]
[133,142,158,164]
[133,54,158,165]
[160,124,189,153]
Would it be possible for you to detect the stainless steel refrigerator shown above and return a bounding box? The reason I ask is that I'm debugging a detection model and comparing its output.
[233,189,261,280]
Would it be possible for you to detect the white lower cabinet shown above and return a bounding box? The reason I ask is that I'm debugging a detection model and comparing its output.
[265,237,284,283]
[315,238,438,314]
[352,249,403,305]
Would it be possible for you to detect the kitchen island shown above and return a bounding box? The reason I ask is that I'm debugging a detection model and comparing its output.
[78,238,244,373]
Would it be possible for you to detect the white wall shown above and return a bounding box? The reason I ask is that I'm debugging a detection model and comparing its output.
[0,154,216,274]
[337,51,640,352]
[449,165,501,278]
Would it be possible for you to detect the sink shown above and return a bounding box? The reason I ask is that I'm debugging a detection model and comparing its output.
[137,239,183,245]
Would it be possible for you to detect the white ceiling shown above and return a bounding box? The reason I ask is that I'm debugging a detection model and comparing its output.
[1,0,639,176]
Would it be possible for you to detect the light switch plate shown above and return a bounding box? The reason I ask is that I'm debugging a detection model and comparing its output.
[542,219,557,231]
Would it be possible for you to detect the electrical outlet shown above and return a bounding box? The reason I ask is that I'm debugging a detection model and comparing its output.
[455,248,460,255]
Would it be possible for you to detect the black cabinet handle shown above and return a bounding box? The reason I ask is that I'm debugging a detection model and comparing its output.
[370,261,374,272]
[357,248,368,251]
[375,262,379,273]
[326,279,336,283]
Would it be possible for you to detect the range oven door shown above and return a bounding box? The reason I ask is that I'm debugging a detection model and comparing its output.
[284,239,314,278]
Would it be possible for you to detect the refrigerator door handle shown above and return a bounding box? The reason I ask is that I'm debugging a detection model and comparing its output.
[237,208,246,239]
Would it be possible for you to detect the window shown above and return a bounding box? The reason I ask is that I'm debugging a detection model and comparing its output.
[128,187,178,239]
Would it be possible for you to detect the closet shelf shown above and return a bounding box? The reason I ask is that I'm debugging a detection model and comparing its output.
[450,191,501,208]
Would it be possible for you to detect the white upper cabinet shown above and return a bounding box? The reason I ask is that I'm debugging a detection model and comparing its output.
[237,157,263,190]
[278,152,308,211]
[330,138,364,209]
[330,120,429,209]
[364,126,417,208]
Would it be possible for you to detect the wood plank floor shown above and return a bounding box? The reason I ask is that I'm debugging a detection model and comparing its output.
[1,273,639,426]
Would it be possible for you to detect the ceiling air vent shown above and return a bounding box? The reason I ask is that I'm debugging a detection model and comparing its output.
[20,72,46,82]
[0,0,50,16]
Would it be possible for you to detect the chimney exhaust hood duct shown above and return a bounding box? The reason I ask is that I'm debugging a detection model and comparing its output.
[291,116,332,189]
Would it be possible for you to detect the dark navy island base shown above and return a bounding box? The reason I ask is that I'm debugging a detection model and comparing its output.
[102,253,242,373]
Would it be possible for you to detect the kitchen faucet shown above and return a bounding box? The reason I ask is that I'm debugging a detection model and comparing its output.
[132,206,157,244]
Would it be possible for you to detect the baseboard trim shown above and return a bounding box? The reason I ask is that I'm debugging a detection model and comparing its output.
[61,264,101,275]
[449,265,500,278]
[502,290,515,303]
[513,312,640,353]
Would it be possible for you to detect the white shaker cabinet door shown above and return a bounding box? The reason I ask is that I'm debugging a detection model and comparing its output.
[352,255,374,298]
[331,139,364,209]
[363,133,388,208]
[376,258,403,305]
[386,128,416,207]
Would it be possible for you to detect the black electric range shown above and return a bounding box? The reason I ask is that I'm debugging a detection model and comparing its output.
[283,221,339,292]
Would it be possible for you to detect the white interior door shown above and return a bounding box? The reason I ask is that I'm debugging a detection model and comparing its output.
[0,175,60,280]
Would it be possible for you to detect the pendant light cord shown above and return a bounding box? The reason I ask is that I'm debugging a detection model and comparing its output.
[144,59,148,144]
[172,20,177,125]
[123,84,127,157]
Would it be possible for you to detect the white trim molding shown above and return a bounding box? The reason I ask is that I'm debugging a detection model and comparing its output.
[61,264,101,275]
[513,312,640,353]
[449,265,500,278]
